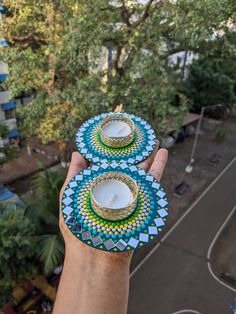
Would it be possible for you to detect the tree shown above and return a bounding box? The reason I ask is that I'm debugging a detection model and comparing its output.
[0,123,17,167]
[1,0,235,146]
[0,205,37,307]
[184,57,236,113]
[182,16,236,113]
[1,0,83,161]
[25,169,65,274]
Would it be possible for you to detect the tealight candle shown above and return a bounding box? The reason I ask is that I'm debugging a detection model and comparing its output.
[100,114,135,148]
[90,172,138,221]
[102,120,131,138]
[92,179,131,209]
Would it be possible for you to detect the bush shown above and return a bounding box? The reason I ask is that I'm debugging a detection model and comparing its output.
[0,206,37,308]
[185,57,236,113]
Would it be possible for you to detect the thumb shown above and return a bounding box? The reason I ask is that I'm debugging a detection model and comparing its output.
[65,152,88,183]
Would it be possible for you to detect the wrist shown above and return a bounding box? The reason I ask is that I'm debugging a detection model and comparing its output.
[64,240,133,270]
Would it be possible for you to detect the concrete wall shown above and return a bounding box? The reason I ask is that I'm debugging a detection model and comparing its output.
[0,90,12,104]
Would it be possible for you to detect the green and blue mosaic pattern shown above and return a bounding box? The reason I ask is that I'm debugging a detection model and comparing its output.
[75,112,156,165]
[61,163,168,252]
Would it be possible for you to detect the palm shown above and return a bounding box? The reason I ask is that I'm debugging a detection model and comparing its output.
[60,147,168,257]
[26,170,66,274]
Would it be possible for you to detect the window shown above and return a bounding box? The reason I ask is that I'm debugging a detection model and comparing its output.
[5,109,16,120]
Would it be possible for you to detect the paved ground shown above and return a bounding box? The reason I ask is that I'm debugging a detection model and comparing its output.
[211,205,236,279]
[131,115,236,270]
[128,157,236,314]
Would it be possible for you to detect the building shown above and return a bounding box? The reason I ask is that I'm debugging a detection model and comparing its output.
[0,4,20,150]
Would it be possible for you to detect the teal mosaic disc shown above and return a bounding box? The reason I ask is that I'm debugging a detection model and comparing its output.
[61,163,169,252]
[75,112,156,165]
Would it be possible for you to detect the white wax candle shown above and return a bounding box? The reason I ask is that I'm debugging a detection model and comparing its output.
[102,120,131,138]
[92,179,132,209]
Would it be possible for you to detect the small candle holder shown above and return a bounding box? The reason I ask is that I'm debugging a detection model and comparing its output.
[90,172,138,221]
[100,113,136,148]
[76,112,156,165]
[62,163,169,252]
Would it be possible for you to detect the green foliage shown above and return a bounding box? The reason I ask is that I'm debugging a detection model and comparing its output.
[0,123,17,166]
[1,0,82,144]
[1,0,236,144]
[0,144,17,167]
[0,278,12,308]
[0,207,37,307]
[0,169,65,307]
[185,57,236,112]
[0,124,8,138]
[37,234,64,275]
[25,169,65,274]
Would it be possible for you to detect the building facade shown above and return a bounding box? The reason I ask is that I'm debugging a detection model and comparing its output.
[0,4,19,150]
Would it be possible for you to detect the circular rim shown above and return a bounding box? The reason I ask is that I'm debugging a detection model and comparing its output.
[100,114,135,148]
[90,172,138,221]
[75,112,156,165]
[61,163,169,252]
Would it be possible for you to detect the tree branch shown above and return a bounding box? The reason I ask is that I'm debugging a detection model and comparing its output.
[120,0,132,27]
[11,32,34,41]
[113,46,123,74]
[131,0,155,29]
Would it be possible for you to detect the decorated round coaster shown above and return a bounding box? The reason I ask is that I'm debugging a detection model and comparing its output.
[75,112,156,165]
[61,163,168,252]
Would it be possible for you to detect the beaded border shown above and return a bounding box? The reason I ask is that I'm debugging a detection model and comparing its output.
[61,163,168,252]
[75,112,156,165]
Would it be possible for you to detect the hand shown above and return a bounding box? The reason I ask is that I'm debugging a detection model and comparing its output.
[59,142,168,263]
[55,143,168,314]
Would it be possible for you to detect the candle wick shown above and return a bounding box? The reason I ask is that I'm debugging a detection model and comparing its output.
[117,125,127,134]
[106,194,117,206]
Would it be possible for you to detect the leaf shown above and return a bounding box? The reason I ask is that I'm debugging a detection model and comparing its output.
[37,234,64,274]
